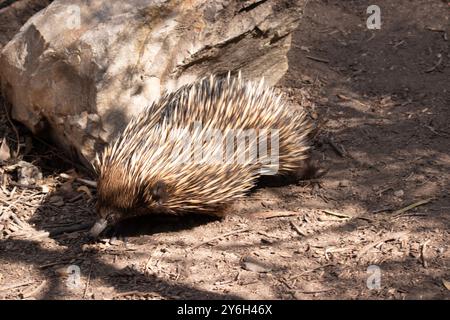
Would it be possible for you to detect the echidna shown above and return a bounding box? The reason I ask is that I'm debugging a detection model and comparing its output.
[90,73,313,237]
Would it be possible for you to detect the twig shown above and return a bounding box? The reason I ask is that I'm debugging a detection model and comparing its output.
[393,40,405,48]
[144,246,161,274]
[425,26,445,32]
[22,280,47,299]
[392,198,433,217]
[2,100,20,156]
[48,222,92,237]
[366,33,376,42]
[295,288,333,294]
[39,258,75,269]
[192,227,250,249]
[10,230,50,241]
[424,125,450,137]
[33,136,91,175]
[336,94,369,108]
[325,247,353,254]
[8,181,42,190]
[357,216,374,223]
[372,206,395,214]
[303,0,310,12]
[76,178,97,188]
[0,190,25,227]
[9,211,28,229]
[250,211,303,219]
[289,264,335,280]
[257,231,282,240]
[114,291,154,298]
[83,264,93,299]
[279,277,294,289]
[290,221,308,237]
[0,281,34,292]
[425,54,443,73]
[42,221,89,229]
[306,55,330,64]
[322,209,351,219]
[425,27,448,41]
[115,291,139,298]
[322,136,345,157]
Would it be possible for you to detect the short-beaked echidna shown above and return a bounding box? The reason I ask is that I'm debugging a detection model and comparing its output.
[90,73,313,236]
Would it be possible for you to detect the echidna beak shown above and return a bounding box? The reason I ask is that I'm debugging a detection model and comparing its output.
[89,218,108,238]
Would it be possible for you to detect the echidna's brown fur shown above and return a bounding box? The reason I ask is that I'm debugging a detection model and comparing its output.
[92,73,313,233]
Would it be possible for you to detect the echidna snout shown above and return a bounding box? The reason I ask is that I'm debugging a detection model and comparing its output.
[90,205,122,237]
[90,178,171,237]
[90,218,108,238]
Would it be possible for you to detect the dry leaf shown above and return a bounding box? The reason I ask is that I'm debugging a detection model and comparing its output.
[241,257,272,273]
[40,185,51,193]
[77,185,92,199]
[443,279,450,291]
[0,138,11,161]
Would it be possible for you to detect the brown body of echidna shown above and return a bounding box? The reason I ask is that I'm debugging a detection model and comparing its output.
[90,73,314,237]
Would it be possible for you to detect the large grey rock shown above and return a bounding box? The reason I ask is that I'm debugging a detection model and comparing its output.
[0,0,51,50]
[0,0,304,164]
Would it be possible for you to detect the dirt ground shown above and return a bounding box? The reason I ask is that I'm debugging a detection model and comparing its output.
[0,0,449,300]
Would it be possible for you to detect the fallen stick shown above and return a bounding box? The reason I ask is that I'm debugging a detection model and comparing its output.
[22,280,47,299]
[425,54,443,73]
[8,182,42,190]
[295,288,333,294]
[192,227,250,249]
[425,26,445,32]
[290,221,308,237]
[290,264,335,280]
[114,291,155,298]
[83,265,93,299]
[39,258,76,269]
[48,222,92,237]
[306,55,330,63]
[257,231,282,240]
[424,125,450,138]
[392,198,433,216]
[2,100,21,156]
[0,281,34,293]
[250,211,302,219]
[322,136,345,157]
[9,212,27,229]
[76,178,97,188]
[322,210,352,219]
[144,245,162,274]
[0,197,19,209]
